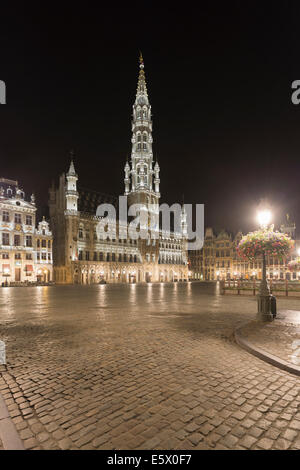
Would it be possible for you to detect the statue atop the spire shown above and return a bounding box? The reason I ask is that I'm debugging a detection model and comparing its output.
[139,51,144,68]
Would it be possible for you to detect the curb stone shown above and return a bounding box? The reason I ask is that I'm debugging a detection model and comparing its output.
[234,321,300,377]
[0,391,24,450]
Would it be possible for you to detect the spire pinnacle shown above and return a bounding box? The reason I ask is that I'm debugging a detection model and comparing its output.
[139,51,144,68]
[135,52,148,102]
[67,151,76,176]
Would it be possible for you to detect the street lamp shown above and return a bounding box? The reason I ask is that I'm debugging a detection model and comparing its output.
[257,209,273,321]
[3,268,10,287]
[257,209,271,228]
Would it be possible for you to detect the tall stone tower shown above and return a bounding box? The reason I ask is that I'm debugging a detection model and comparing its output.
[65,158,79,213]
[124,54,160,266]
[124,54,160,218]
[64,158,79,273]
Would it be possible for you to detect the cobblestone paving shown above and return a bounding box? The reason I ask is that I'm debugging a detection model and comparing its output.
[0,283,299,450]
[239,310,300,366]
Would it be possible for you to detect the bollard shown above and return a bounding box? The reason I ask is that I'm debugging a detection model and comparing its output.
[270,295,277,318]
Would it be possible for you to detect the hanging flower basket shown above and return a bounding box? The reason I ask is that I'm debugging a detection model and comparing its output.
[287,258,300,272]
[237,228,294,261]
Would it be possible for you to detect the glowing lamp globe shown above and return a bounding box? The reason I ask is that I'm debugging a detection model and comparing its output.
[257,210,272,227]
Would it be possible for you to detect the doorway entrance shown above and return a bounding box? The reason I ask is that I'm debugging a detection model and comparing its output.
[15,268,21,282]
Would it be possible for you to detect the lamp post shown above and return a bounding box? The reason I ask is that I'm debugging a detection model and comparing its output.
[3,268,10,287]
[257,210,273,321]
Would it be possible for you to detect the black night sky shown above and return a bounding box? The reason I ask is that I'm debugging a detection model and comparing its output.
[1,2,300,235]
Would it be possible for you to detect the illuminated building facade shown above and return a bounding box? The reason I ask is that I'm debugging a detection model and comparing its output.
[189,218,299,281]
[0,178,53,284]
[49,57,188,284]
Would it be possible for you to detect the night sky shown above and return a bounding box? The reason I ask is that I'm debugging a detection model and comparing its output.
[1,2,300,235]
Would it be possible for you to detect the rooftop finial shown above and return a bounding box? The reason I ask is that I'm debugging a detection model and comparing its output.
[68,150,76,176]
[139,51,144,68]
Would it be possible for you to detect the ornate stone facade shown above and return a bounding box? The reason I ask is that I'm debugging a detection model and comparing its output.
[0,178,53,284]
[49,57,188,284]
[189,219,299,281]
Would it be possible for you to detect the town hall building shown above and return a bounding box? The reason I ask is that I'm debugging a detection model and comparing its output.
[49,56,189,284]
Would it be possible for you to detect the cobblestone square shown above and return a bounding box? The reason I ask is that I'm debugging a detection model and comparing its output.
[0,283,299,450]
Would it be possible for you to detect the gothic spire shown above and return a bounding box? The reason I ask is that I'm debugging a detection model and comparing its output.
[124,54,160,199]
[135,52,148,104]
[67,150,76,176]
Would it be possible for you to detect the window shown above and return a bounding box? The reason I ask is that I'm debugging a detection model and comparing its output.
[93,252,97,261]
[79,228,83,238]
[2,211,9,222]
[78,251,83,260]
[48,240,51,248]
[119,253,122,262]
[99,252,103,261]
[14,235,21,246]
[48,253,51,260]
[26,235,32,247]
[106,253,110,261]
[14,214,21,224]
[41,253,47,260]
[112,253,115,261]
[37,253,40,260]
[123,254,127,262]
[37,239,40,248]
[86,251,90,261]
[2,233,9,245]
[15,253,21,260]
[2,253,9,259]
[26,253,32,260]
[26,215,32,225]
[41,239,46,248]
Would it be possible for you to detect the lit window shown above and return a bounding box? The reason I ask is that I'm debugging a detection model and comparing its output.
[2,211,9,222]
[14,214,21,224]
[26,235,32,247]
[14,235,21,246]
[2,233,9,245]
